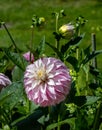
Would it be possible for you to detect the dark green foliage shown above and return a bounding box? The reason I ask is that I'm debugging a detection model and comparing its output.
[61,35,83,54]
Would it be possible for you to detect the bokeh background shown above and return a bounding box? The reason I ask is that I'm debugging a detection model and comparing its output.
[0,0,102,70]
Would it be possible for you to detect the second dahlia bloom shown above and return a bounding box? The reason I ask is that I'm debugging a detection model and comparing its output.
[24,57,71,107]
[0,73,11,91]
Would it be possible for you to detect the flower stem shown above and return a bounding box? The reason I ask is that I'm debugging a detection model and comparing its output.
[91,33,97,68]
[2,22,25,70]
[30,25,34,62]
[92,101,102,130]
[57,114,60,130]
[55,13,59,50]
[76,72,80,96]
[2,23,18,50]
[91,33,98,84]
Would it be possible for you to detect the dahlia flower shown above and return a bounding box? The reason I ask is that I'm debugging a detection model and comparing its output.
[0,73,11,91]
[24,57,71,107]
[23,51,34,63]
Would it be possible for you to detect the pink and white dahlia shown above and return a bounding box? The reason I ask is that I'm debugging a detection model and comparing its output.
[24,57,71,107]
[23,51,34,63]
[0,73,11,91]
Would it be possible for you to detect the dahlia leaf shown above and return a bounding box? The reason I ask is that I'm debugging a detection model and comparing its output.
[46,118,75,130]
[0,82,24,110]
[3,48,27,71]
[83,45,91,56]
[13,109,43,129]
[12,66,24,82]
[45,42,63,59]
[85,96,100,106]
[82,50,102,65]
[66,56,79,71]
[35,36,45,56]
[89,65,100,77]
[0,91,13,106]
[61,35,83,54]
[73,96,100,107]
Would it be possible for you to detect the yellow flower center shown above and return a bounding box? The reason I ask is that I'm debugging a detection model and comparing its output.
[36,68,47,81]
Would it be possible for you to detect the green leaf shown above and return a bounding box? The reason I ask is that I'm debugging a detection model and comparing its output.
[3,48,27,71]
[73,96,87,107]
[72,96,100,107]
[46,118,75,130]
[82,50,102,65]
[13,109,44,129]
[85,96,100,106]
[0,82,24,110]
[35,36,45,56]
[66,56,79,71]
[12,66,24,82]
[83,45,91,56]
[45,42,63,60]
[61,35,83,54]
[89,65,100,77]
[0,90,13,106]
[75,114,89,130]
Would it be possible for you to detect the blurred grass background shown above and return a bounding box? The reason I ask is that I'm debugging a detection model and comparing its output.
[0,0,102,70]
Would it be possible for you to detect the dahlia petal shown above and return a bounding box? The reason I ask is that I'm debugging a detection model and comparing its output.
[40,84,47,94]
[48,74,54,78]
[46,64,54,73]
[47,86,56,95]
[47,79,55,86]
[0,73,11,90]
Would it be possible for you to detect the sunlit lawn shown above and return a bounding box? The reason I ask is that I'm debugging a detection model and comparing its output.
[0,0,102,69]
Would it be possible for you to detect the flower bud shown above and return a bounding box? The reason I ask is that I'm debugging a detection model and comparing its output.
[38,17,45,25]
[3,125,10,130]
[23,51,34,63]
[59,23,75,39]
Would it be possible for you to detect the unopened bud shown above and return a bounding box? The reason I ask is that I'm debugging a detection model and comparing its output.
[59,23,75,39]
[38,17,45,25]
[23,51,34,63]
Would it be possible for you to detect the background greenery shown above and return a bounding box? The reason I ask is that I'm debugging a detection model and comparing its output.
[0,0,102,70]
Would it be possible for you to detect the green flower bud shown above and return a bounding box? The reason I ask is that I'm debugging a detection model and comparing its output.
[70,69,77,81]
[65,103,77,114]
[59,23,75,39]
[38,17,45,25]
[3,125,10,130]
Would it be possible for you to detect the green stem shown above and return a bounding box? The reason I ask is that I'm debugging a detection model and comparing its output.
[57,115,60,130]
[76,73,80,96]
[91,33,97,68]
[92,101,102,130]
[3,23,18,50]
[30,26,34,62]
[3,22,25,70]
[55,13,59,33]
[76,47,79,60]
[55,13,59,49]
[85,68,89,95]
[76,84,80,96]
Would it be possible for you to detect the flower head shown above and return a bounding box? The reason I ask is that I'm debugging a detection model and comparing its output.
[24,57,71,107]
[0,73,11,91]
[23,51,34,63]
[59,23,75,39]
